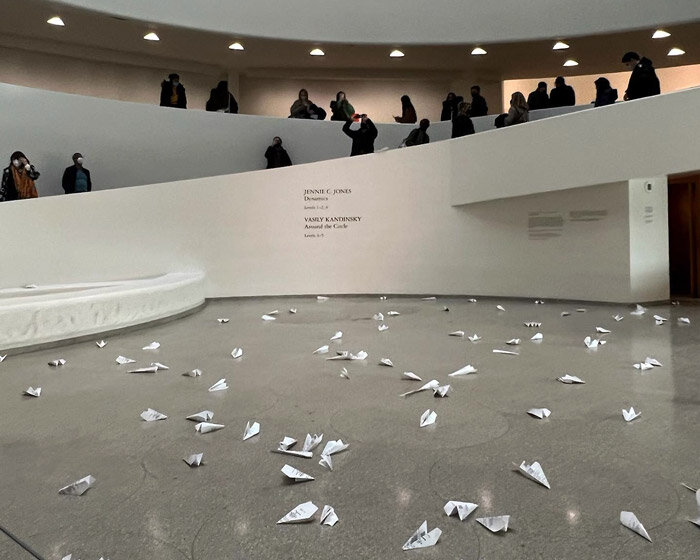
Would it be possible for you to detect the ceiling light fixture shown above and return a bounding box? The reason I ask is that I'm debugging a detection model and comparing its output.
[228,42,244,51]
[471,47,487,55]
[552,41,569,50]
[309,48,325,56]
[668,47,685,56]
[652,29,671,39]
[563,59,579,67]
[47,16,65,26]
[143,32,160,41]
[390,49,405,58]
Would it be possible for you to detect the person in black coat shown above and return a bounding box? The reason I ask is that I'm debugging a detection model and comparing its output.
[160,73,187,109]
[622,52,661,100]
[264,137,292,169]
[549,76,576,107]
[469,85,488,117]
[342,115,378,156]
[440,92,463,121]
[206,81,239,113]
[527,82,550,111]
[62,153,92,194]
[451,102,475,138]
[593,77,618,107]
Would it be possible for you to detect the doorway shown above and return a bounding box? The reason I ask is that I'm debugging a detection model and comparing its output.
[668,173,700,297]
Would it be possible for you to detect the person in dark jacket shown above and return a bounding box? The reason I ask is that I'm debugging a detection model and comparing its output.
[452,102,475,138]
[394,95,417,123]
[403,119,430,146]
[330,91,355,121]
[549,76,576,107]
[469,85,488,117]
[593,77,618,107]
[160,73,187,109]
[1,151,40,201]
[205,80,238,113]
[440,92,463,121]
[62,153,92,194]
[342,115,378,156]
[289,89,326,119]
[264,137,293,169]
[622,52,661,100]
[527,82,550,111]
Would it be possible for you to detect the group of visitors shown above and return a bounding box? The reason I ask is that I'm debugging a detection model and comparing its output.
[0,152,90,201]
[160,74,240,113]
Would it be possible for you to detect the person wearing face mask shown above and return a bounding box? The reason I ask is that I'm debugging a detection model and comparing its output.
[62,153,92,194]
[1,151,40,201]
[264,137,293,169]
[289,88,326,120]
[160,73,187,109]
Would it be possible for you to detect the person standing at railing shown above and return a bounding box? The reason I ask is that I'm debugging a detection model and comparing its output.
[1,151,40,201]
[62,153,92,194]
[621,52,660,100]
[330,91,356,121]
[441,92,463,121]
[452,102,475,138]
[264,137,293,169]
[342,114,377,156]
[593,77,618,107]
[393,95,417,123]
[160,73,187,109]
[469,86,488,117]
[205,81,238,113]
[495,92,529,128]
[549,76,576,107]
[527,82,550,110]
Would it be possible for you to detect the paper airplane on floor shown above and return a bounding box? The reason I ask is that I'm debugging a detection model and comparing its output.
[48,359,66,367]
[142,341,160,350]
[151,362,169,370]
[319,454,333,470]
[0,354,6,362]
[535,299,545,304]
[524,322,541,327]
[402,371,422,381]
[584,336,606,348]
[187,410,214,422]
[58,475,95,496]
[517,460,551,489]
[128,365,158,374]
[444,501,478,521]
[576,308,587,313]
[678,317,690,324]
[493,349,519,355]
[320,505,339,526]
[231,347,243,359]
[379,295,387,300]
[321,439,349,456]
[653,314,667,325]
[387,311,401,316]
[378,324,389,331]
[279,436,296,450]
[433,385,451,397]
[208,379,228,392]
[402,521,442,550]
[184,368,202,377]
[379,358,394,367]
[620,511,651,541]
[468,334,482,342]
[24,284,38,289]
[217,318,230,323]
[506,339,520,345]
[443,306,449,312]
[303,433,323,452]
[116,355,136,365]
[630,304,647,316]
[330,331,342,341]
[527,408,551,419]
[422,297,437,301]
[449,330,465,337]
[339,368,350,379]
[289,308,297,314]
[278,501,318,524]
[531,333,543,341]
[141,408,167,422]
[645,357,662,367]
[688,490,700,527]
[261,314,276,321]
[282,464,314,482]
[561,311,571,317]
[313,345,329,355]
[373,313,384,321]
[633,362,653,371]
[267,310,279,315]
[497,305,506,312]
[195,422,225,433]
[24,386,41,397]
[476,516,510,533]
[613,314,624,322]
[400,379,440,397]
[557,374,585,384]
[184,453,204,467]
[622,407,641,422]
[420,409,437,427]
[596,326,611,334]
[317,296,329,301]
[274,438,313,457]
[243,421,260,440]
[468,298,477,303]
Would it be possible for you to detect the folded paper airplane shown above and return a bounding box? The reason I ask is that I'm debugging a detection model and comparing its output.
[420,409,437,427]
[184,368,202,377]
[326,350,367,361]
[449,330,465,337]
[267,310,279,315]
[24,284,38,289]
[378,324,389,331]
[468,298,477,303]
[330,331,342,341]
[58,475,95,496]
[187,410,214,422]
[313,345,329,355]
[142,341,160,350]
[613,314,624,322]
[576,308,587,313]
[433,385,451,398]
[402,371,422,381]
[231,347,243,359]
[531,333,543,341]
[379,296,387,300]
[630,304,647,316]
[373,313,384,321]
[208,379,228,392]
[278,501,318,524]
[0,354,6,362]
[622,407,641,422]
[678,317,690,324]
[319,454,333,470]
[443,306,449,312]
[128,365,158,374]
[387,311,401,316]
[644,357,662,367]
[477,515,510,533]
[633,362,653,371]
[261,314,276,321]
[653,314,667,325]
[279,436,296,450]
[243,421,260,440]
[402,521,442,550]
[303,433,323,452]
[320,505,339,526]
[517,460,551,489]
[527,408,551,419]
[422,297,437,301]
[596,326,611,334]
[468,334,482,342]
[557,374,585,384]
[400,379,440,397]
[151,362,169,370]
[584,336,606,349]
[217,318,230,323]
[281,464,314,482]
[317,296,329,301]
[506,339,520,345]
[116,355,136,365]
[620,511,651,541]
[141,408,167,422]
[379,358,394,367]
[24,386,41,397]
[339,368,350,379]
[535,299,545,304]
[48,359,66,367]
[497,305,506,312]
[444,501,478,521]
[561,311,571,317]
[493,349,519,355]
[184,453,204,467]
[321,439,349,456]
[289,308,297,314]
[524,322,541,327]
[195,422,225,433]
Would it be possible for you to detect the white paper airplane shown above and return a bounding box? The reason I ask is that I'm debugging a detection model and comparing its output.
[278,501,318,524]
[267,310,279,315]
[576,308,587,313]
[531,333,543,341]
[279,436,297,450]
[561,311,571,317]
[317,296,329,301]
[48,359,66,367]
[493,349,519,355]
[373,313,384,321]
[517,460,551,489]
[184,368,202,377]
[184,453,204,467]
[524,322,541,327]
[535,299,545,304]
[378,324,389,331]
[400,379,440,397]
[24,386,41,397]
[443,306,449,312]
[327,350,367,361]
[402,371,422,381]
[141,408,167,422]
[443,501,478,521]
[688,489,700,527]
[339,368,350,379]
[116,355,136,365]
[231,347,243,359]
[622,407,641,422]
[422,297,437,301]
[644,357,662,367]
[506,339,521,345]
[476,515,510,533]
[281,464,314,482]
[678,317,690,324]
[0,354,6,362]
[596,326,611,334]
[613,314,624,322]
[151,362,169,370]
[653,314,668,324]
[584,336,606,348]
[330,331,342,341]
[243,421,260,440]
[497,305,506,312]
[303,433,323,452]
[557,374,585,384]
[321,439,349,456]
[142,341,160,350]
[420,409,437,427]
[93,339,107,348]
[289,308,298,314]
[208,379,228,392]
[620,511,651,541]
[313,345,329,355]
[387,311,401,316]
[633,362,653,371]
[630,304,647,316]
[195,422,225,433]
[449,330,465,337]
[319,454,333,470]
[217,318,230,323]
[187,410,214,422]
[468,298,477,303]
[468,334,482,342]
[379,358,394,367]
[24,284,38,289]
[433,385,451,397]
[320,505,339,526]
[261,314,276,321]
[128,365,158,374]
[379,296,387,300]
[527,408,551,419]
[274,437,313,457]
[402,521,442,550]
[58,475,95,496]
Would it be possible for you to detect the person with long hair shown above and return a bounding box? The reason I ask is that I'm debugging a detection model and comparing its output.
[289,89,326,119]
[264,137,293,169]
[393,95,417,123]
[441,92,463,121]
[330,91,355,121]
[451,102,475,138]
[495,92,529,128]
[205,80,239,113]
[594,77,618,107]
[1,151,40,201]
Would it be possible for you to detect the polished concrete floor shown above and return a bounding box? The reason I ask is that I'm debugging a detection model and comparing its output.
[0,296,698,559]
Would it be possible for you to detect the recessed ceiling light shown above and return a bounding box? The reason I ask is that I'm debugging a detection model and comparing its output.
[47,16,65,26]
[390,49,405,58]
[309,48,325,56]
[668,47,685,56]
[553,41,569,50]
[228,42,244,51]
[563,59,579,67]
[471,47,487,55]
[652,29,671,39]
[143,32,160,41]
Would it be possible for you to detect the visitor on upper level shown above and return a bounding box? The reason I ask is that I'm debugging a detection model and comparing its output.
[403,119,431,147]
[290,89,327,120]
[469,86,488,117]
[1,151,40,201]
[451,102,475,138]
[495,92,529,128]
[330,91,356,121]
[264,137,293,169]
[621,52,661,101]
[527,82,550,111]
[441,92,463,121]
[394,95,417,123]
[205,81,239,113]
[62,153,92,194]
[160,73,187,109]
[549,76,576,107]
[593,77,618,107]
[342,114,378,156]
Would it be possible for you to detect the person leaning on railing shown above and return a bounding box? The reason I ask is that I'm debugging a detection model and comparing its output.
[1,151,40,201]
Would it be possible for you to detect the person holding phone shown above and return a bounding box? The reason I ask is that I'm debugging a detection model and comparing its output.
[1,151,40,201]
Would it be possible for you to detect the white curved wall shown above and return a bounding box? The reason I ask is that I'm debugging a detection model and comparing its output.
[56,1,700,44]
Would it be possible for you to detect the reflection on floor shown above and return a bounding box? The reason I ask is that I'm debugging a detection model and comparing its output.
[0,296,698,559]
